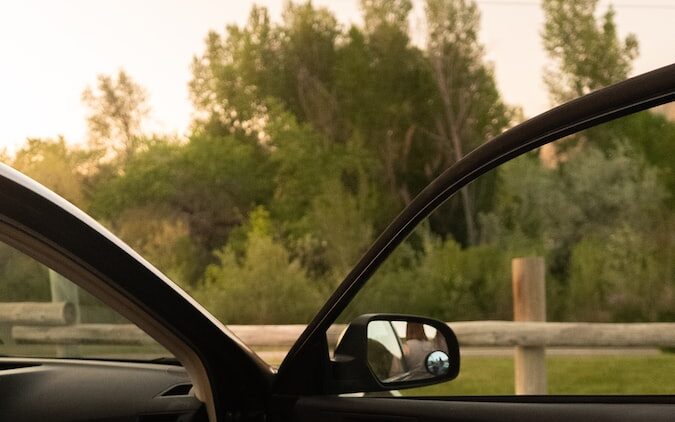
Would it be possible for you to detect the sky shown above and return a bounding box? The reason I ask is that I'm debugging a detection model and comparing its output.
[0,0,673,153]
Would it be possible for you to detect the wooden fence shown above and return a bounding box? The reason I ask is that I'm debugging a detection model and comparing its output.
[7,321,675,349]
[2,257,674,395]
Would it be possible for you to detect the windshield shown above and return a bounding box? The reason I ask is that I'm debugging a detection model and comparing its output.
[1,1,673,367]
[0,238,172,361]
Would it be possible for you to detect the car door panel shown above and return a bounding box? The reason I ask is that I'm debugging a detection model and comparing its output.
[293,397,675,422]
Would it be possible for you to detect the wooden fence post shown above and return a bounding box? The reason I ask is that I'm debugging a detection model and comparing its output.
[49,269,80,357]
[0,323,11,347]
[512,257,547,395]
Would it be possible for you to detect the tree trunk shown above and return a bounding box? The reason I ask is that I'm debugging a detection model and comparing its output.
[431,54,479,245]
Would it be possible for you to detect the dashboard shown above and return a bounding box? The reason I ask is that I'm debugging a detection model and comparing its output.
[0,357,206,421]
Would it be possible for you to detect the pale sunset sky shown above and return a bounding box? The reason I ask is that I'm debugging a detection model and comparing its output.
[0,0,673,153]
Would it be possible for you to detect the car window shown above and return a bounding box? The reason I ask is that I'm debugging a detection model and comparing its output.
[334,104,675,396]
[0,238,171,361]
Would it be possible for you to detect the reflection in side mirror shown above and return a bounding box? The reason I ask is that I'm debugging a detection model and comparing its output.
[367,320,451,384]
[425,350,450,376]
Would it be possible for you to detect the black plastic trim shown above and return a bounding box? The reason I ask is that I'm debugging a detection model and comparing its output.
[293,396,675,422]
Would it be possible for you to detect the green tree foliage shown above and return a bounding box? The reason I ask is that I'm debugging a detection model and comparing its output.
[602,111,675,201]
[481,145,672,321]
[541,0,674,194]
[569,224,674,322]
[11,137,88,207]
[188,1,511,245]
[189,7,281,139]
[542,0,638,104]
[277,2,341,138]
[534,1,674,322]
[195,207,323,323]
[109,207,204,288]
[90,133,275,282]
[339,0,436,213]
[5,1,671,327]
[303,177,376,284]
[0,243,50,302]
[344,227,512,322]
[82,69,150,164]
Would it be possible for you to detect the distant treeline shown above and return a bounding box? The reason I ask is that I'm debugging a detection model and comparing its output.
[2,0,673,324]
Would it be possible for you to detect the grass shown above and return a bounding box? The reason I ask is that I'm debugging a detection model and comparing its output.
[403,354,675,396]
[1,343,168,360]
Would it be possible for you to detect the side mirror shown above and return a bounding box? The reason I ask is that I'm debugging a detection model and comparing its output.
[330,314,460,393]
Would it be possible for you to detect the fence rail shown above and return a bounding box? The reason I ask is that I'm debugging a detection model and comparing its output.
[11,323,155,346]
[0,302,75,325]
[9,320,675,348]
[450,321,675,348]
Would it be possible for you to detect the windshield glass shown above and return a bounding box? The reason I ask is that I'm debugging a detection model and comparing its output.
[1,1,673,367]
[0,239,172,361]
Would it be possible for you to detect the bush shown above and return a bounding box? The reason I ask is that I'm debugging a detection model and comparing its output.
[194,207,323,324]
[569,224,674,322]
[343,229,512,322]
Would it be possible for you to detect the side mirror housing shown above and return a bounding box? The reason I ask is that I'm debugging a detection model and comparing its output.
[328,314,460,394]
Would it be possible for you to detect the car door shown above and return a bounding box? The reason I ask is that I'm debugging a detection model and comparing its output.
[271,63,675,421]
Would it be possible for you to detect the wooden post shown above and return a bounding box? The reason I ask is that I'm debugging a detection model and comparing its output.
[512,257,547,395]
[0,323,11,347]
[49,270,80,357]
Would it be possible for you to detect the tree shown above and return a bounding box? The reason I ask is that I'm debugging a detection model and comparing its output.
[334,0,438,212]
[90,133,275,262]
[424,0,512,245]
[480,145,671,320]
[361,0,412,33]
[82,69,150,164]
[189,6,280,139]
[105,206,204,289]
[541,0,674,200]
[12,137,87,207]
[277,2,341,140]
[542,0,638,104]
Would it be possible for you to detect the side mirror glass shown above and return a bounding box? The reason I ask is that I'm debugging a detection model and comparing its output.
[367,320,451,384]
[331,314,459,393]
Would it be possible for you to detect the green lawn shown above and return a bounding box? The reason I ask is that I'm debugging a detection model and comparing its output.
[404,354,675,396]
[1,343,168,360]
